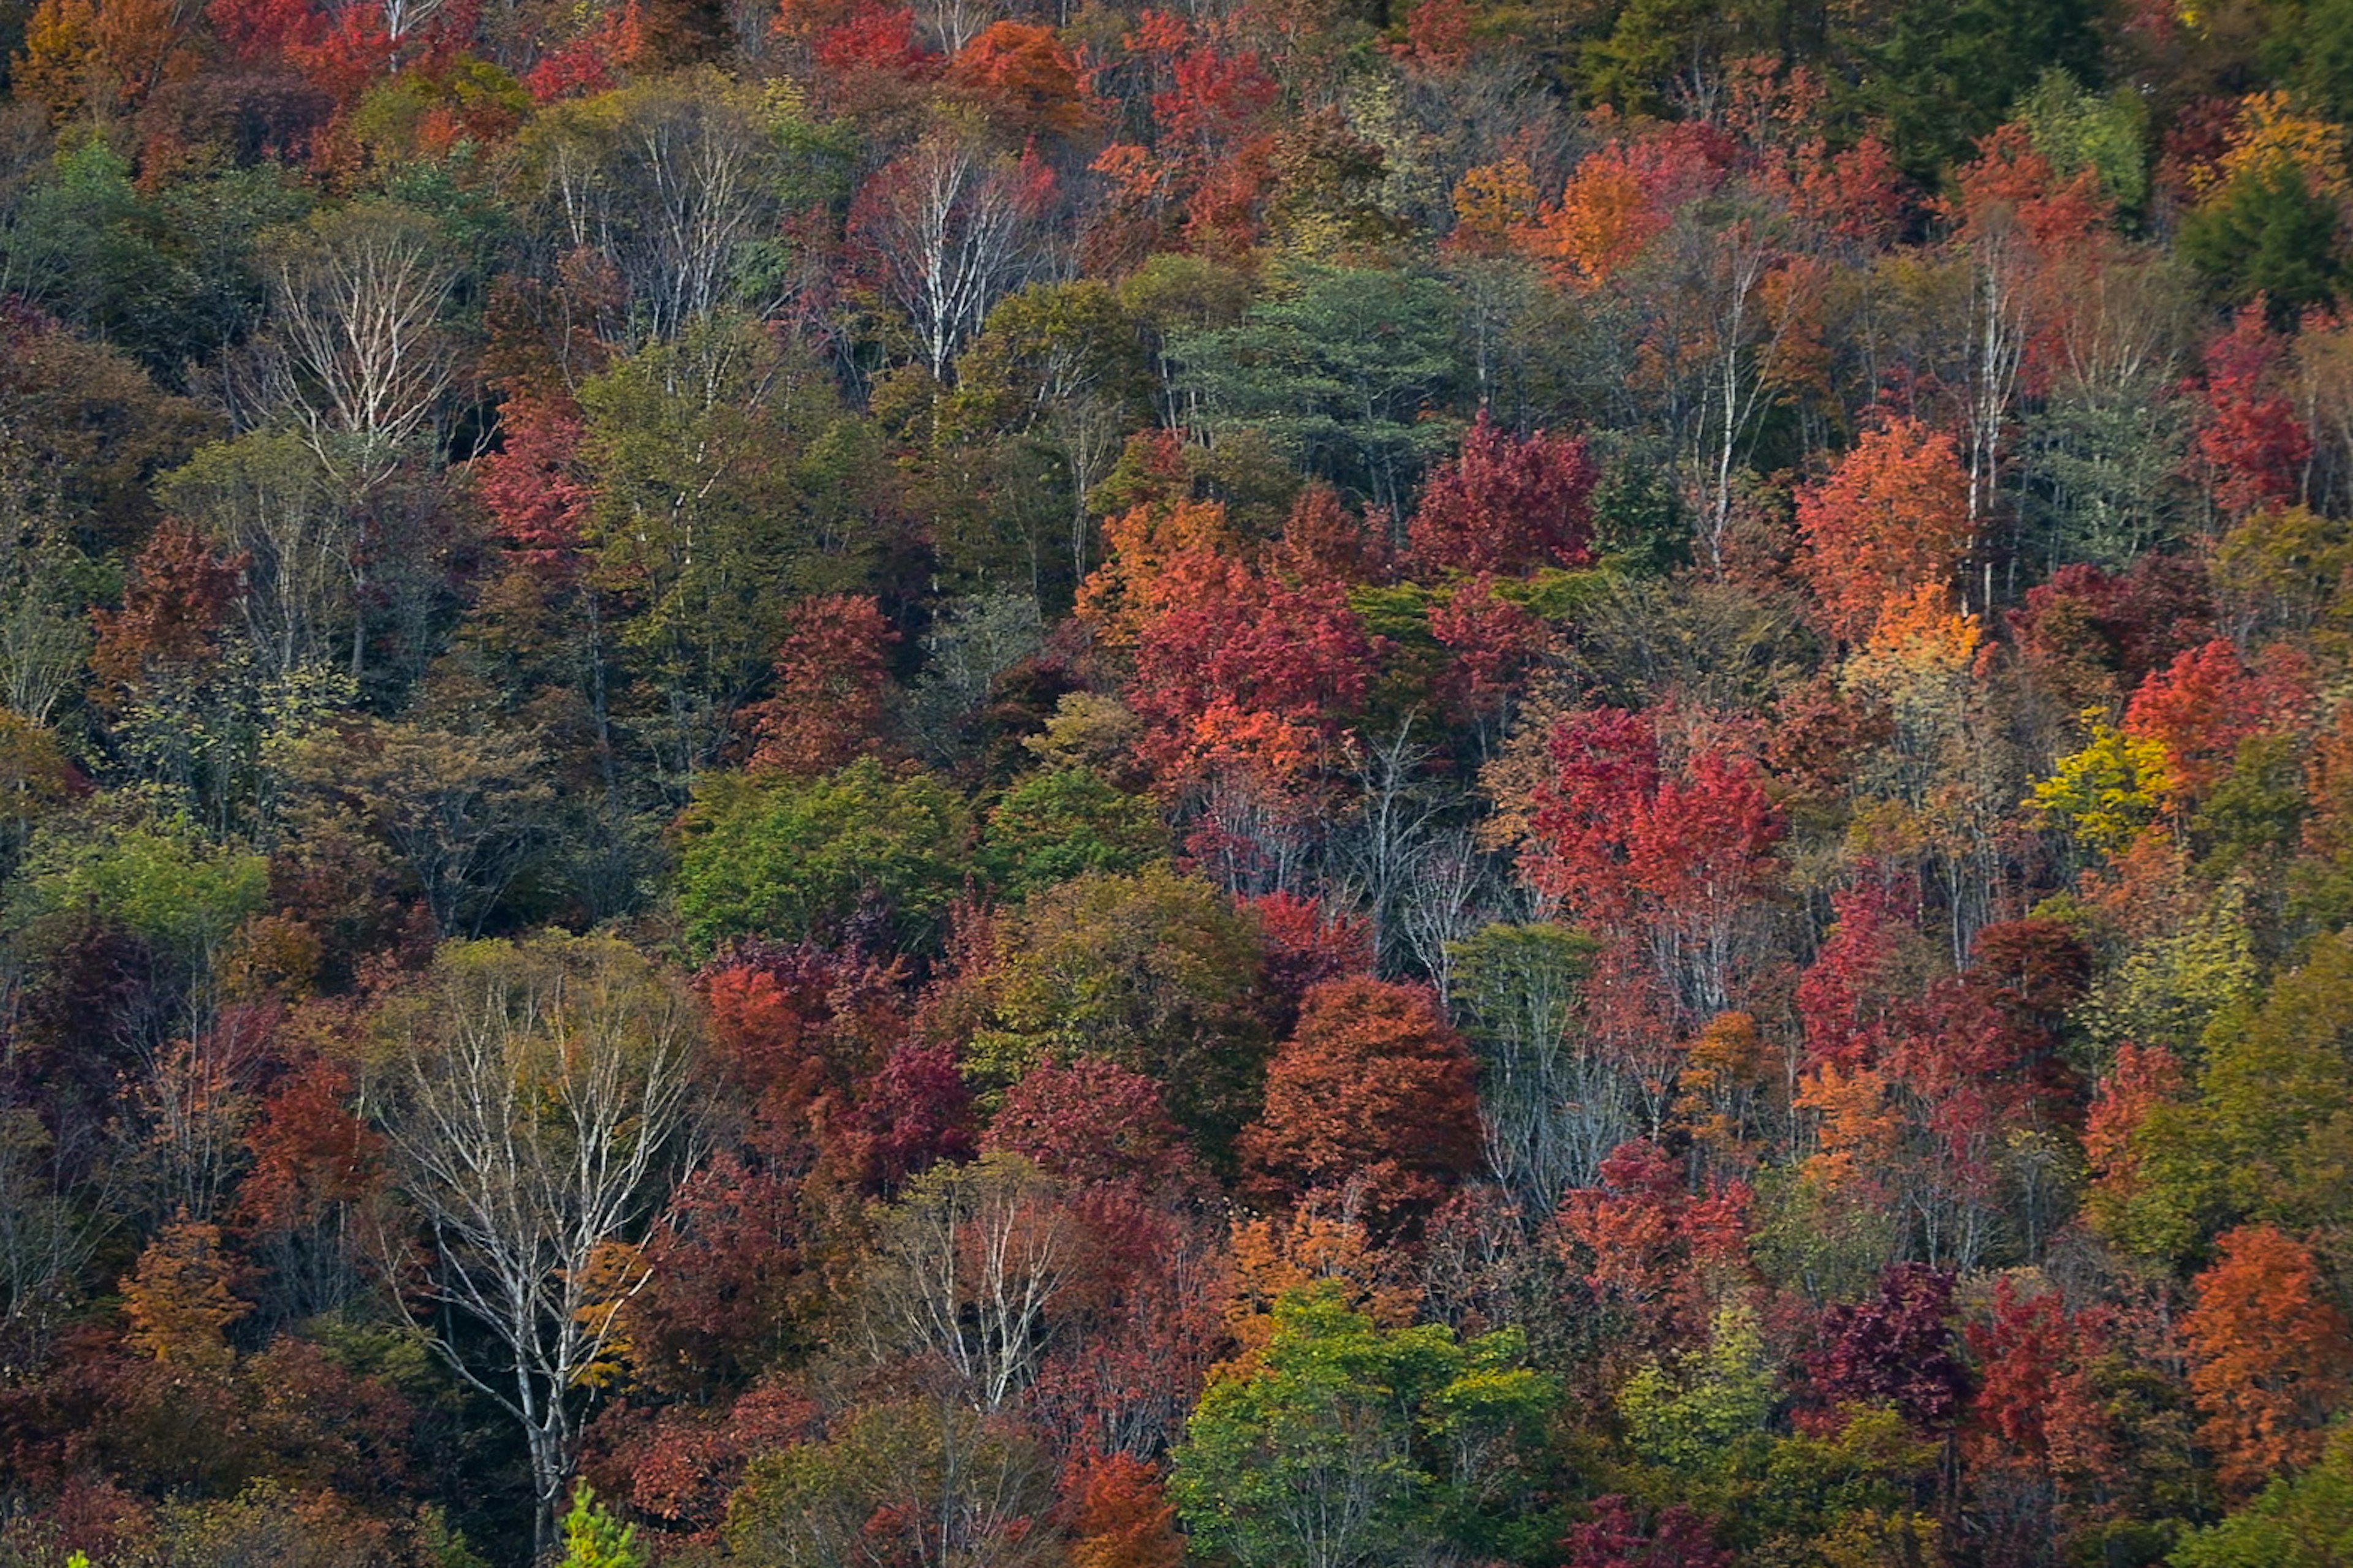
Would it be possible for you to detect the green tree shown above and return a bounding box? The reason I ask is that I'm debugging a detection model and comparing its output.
[2017,67,2152,213]
[1843,0,2107,183]
[1169,1282,1554,1568]
[2197,928,2353,1233]
[965,864,1267,1159]
[1616,1300,1777,1476]
[675,757,972,956]
[978,767,1167,899]
[0,145,309,386]
[944,281,1153,594]
[2272,0,2353,126]
[277,715,555,937]
[726,1398,1063,1568]
[9,809,268,971]
[580,313,869,798]
[1171,267,1461,518]
[2173,1427,2353,1568]
[2182,162,2346,325]
[558,1483,646,1568]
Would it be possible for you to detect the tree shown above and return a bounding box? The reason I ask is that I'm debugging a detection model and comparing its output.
[852,1151,1073,1414]
[1615,1300,1775,1474]
[964,865,1268,1161]
[1171,267,1461,516]
[1406,411,1598,578]
[853,128,1056,381]
[854,1041,979,1192]
[373,933,705,1562]
[263,200,458,490]
[580,313,857,796]
[558,1482,646,1568]
[675,758,972,956]
[120,1215,249,1371]
[88,517,240,711]
[1126,553,1381,790]
[515,71,811,344]
[1846,0,2107,181]
[280,716,553,937]
[159,431,354,684]
[726,1397,1063,1568]
[1168,1282,1552,1568]
[1554,1140,1749,1349]
[1795,418,1973,643]
[1522,707,1785,1032]
[945,21,1093,137]
[2123,638,2310,803]
[1523,134,1683,289]
[2196,305,2316,519]
[1238,977,1482,1226]
[977,768,1167,900]
[983,1056,1199,1195]
[2174,1428,2353,1568]
[741,594,898,779]
[947,281,1153,588]
[1809,1263,1972,1433]
[1961,1278,2124,1561]
[1447,922,1610,1210]
[2184,1225,2353,1496]
[2182,102,2347,322]
[1561,1494,1732,1568]
[1069,1452,1184,1568]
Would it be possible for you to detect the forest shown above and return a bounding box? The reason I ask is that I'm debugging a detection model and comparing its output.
[8,0,2353,1563]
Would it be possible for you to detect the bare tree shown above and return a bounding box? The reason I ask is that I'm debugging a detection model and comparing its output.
[914,0,996,55]
[267,202,459,487]
[854,1152,1072,1414]
[0,1105,118,1375]
[371,934,703,1562]
[1447,921,1616,1216]
[856,130,1055,382]
[1334,717,1451,975]
[159,429,352,684]
[519,71,787,345]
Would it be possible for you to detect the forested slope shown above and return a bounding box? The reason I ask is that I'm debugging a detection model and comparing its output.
[3,2,2353,1564]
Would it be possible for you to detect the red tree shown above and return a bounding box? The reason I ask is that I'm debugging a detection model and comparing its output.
[742,594,899,778]
[1122,539,1382,794]
[1068,1451,1185,1568]
[1249,890,1374,1036]
[2123,637,2313,800]
[474,393,594,571]
[1552,1140,1749,1347]
[985,1056,1202,1196]
[852,1041,977,1192]
[1561,1495,1732,1568]
[1237,977,1482,1225]
[1407,411,1598,577]
[1962,1279,2123,1558]
[1430,574,1547,731]
[1268,484,1389,587]
[1795,417,1972,643]
[2184,1224,2353,1493]
[1809,1263,1972,1433]
[1525,708,1785,1029]
[89,519,242,709]
[946,21,1091,135]
[2195,303,2313,519]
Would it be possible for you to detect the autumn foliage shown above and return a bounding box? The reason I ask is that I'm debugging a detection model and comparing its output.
[16,3,2353,1564]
